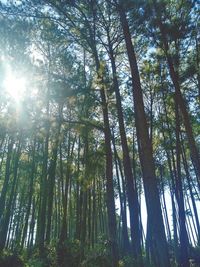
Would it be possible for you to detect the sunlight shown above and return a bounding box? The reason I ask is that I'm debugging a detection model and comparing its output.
[3,73,26,101]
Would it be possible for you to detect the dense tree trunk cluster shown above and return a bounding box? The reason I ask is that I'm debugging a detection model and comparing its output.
[0,0,199,267]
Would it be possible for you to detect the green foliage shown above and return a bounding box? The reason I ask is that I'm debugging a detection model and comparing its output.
[0,250,25,267]
[57,239,81,267]
[81,254,111,267]
[119,255,139,267]
[26,258,44,267]
[26,245,57,267]
[81,240,112,267]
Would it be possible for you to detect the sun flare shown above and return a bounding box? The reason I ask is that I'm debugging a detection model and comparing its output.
[3,73,26,101]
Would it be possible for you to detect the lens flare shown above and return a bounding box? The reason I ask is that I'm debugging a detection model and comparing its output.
[3,73,26,101]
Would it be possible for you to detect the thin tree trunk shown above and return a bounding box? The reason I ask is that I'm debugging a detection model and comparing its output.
[21,139,37,249]
[0,137,14,221]
[0,137,21,249]
[93,48,119,265]
[175,96,189,267]
[108,36,141,261]
[156,14,200,186]
[112,133,130,255]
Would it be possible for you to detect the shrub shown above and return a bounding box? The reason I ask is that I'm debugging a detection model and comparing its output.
[0,250,24,267]
[56,239,81,267]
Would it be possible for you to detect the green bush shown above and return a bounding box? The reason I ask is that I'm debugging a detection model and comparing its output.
[81,238,112,267]
[0,250,24,267]
[56,239,81,267]
[26,244,57,267]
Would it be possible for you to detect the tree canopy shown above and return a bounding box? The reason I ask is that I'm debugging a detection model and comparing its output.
[0,0,199,266]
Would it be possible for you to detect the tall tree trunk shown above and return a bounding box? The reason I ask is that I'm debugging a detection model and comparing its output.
[181,137,200,244]
[108,35,141,260]
[36,101,50,254]
[175,97,189,267]
[156,15,200,186]
[46,117,62,243]
[118,4,170,266]
[92,47,119,265]
[21,138,36,249]
[0,137,21,249]
[112,133,130,255]
[0,137,14,221]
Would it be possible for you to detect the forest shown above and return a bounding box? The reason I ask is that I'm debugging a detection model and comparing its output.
[0,0,199,266]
